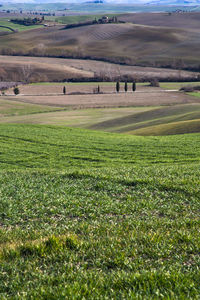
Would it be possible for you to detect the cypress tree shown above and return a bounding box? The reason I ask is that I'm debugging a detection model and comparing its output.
[63,86,66,95]
[116,81,120,93]
[132,82,136,92]
[124,81,128,93]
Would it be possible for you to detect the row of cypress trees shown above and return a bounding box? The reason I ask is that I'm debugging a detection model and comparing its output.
[12,83,136,96]
[116,81,136,93]
[63,82,136,95]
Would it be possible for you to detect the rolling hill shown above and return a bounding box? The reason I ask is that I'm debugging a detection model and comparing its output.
[119,12,200,30]
[1,85,200,135]
[1,17,200,68]
[0,56,94,82]
[89,103,200,134]
[0,55,196,82]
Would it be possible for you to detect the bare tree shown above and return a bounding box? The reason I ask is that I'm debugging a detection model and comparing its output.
[21,64,33,83]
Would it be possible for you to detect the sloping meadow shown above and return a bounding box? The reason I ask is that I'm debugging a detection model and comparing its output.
[0,124,199,298]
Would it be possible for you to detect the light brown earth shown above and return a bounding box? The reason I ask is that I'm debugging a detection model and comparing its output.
[7,82,144,95]
[0,56,94,82]
[7,89,199,108]
[0,55,197,82]
[1,19,200,68]
[119,12,200,30]
[7,82,118,95]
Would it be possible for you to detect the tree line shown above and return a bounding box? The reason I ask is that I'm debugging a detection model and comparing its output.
[10,17,43,26]
[63,82,136,95]
[116,81,136,93]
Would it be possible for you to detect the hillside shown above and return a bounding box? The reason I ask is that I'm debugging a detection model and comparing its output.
[0,56,94,82]
[0,55,197,82]
[1,20,200,68]
[119,12,200,30]
[89,103,200,134]
[0,124,199,298]
[1,81,200,135]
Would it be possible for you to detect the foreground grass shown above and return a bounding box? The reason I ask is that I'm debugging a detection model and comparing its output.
[0,124,199,298]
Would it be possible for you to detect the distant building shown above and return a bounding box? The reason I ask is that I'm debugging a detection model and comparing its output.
[99,16,109,23]
[98,16,118,24]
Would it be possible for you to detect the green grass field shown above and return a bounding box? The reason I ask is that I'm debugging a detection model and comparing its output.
[2,100,200,136]
[0,123,199,298]
[90,104,200,135]
[160,82,200,90]
[51,14,118,25]
[0,98,62,116]
[0,18,43,32]
[189,92,200,98]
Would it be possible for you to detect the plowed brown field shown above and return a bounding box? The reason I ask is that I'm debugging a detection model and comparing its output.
[10,90,198,108]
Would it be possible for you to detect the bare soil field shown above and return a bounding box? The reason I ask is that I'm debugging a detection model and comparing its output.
[6,82,151,95]
[0,56,93,82]
[7,83,115,95]
[9,90,199,109]
[119,12,200,30]
[0,55,197,82]
[1,21,200,68]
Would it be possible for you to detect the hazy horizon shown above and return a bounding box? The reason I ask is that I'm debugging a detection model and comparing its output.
[1,0,200,4]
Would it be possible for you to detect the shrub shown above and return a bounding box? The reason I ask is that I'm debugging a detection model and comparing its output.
[180,85,200,92]
[13,87,20,95]
[149,79,160,87]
